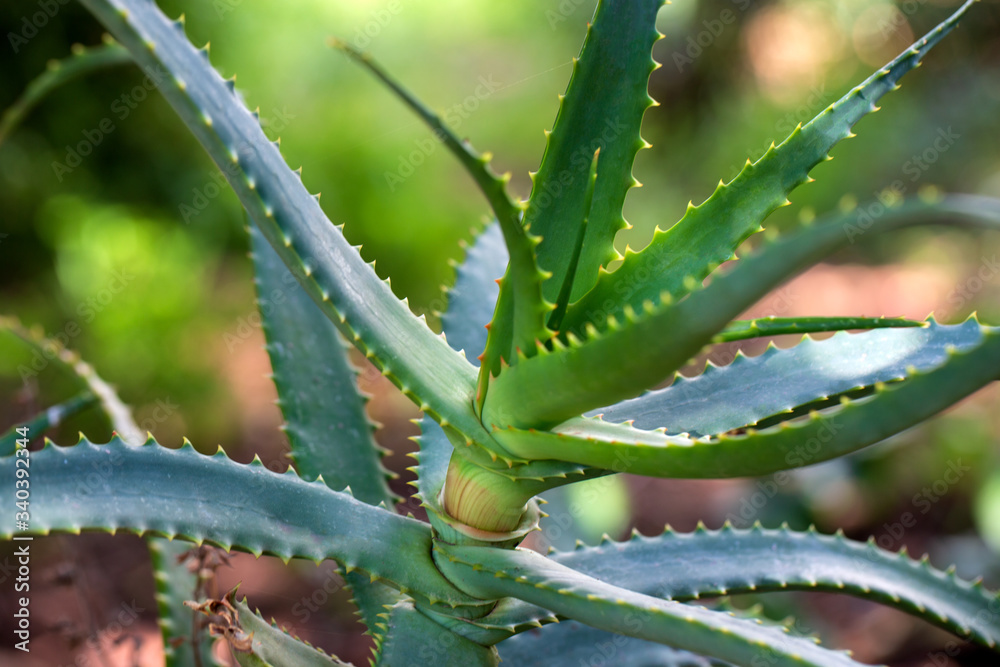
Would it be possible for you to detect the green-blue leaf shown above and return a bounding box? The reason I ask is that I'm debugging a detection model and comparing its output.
[549,525,1000,649]
[0,436,478,608]
[593,319,982,437]
[560,0,977,338]
[249,221,396,507]
[436,544,861,667]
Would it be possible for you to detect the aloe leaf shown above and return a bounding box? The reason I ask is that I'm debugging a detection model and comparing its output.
[484,194,1000,429]
[549,149,600,333]
[329,44,519,237]
[411,222,589,510]
[524,0,663,305]
[0,38,132,147]
[595,319,981,437]
[412,416,452,514]
[487,594,802,652]
[329,44,548,388]
[431,227,587,484]
[560,0,977,338]
[435,544,862,667]
[4,315,394,648]
[0,391,97,456]
[340,569,400,642]
[477,261,549,408]
[483,581,808,649]
[440,222,505,365]
[498,620,732,666]
[372,600,499,666]
[150,539,218,667]
[713,316,922,344]
[470,596,557,641]
[412,223,504,505]
[548,525,1000,649]
[0,436,478,608]
[413,597,553,646]
[343,562,404,648]
[412,224,589,514]
[249,219,405,633]
[0,319,213,660]
[476,258,551,409]
[193,590,352,666]
[249,222,396,506]
[75,0,491,450]
[493,318,1000,478]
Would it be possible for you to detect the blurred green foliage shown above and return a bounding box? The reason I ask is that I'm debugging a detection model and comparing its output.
[1,0,999,550]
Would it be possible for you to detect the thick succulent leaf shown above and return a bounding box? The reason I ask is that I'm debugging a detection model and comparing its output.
[412,597,553,646]
[0,38,132,146]
[469,597,557,642]
[595,319,982,437]
[0,436,478,607]
[440,222,505,364]
[435,544,862,667]
[713,316,922,344]
[250,221,405,632]
[210,592,352,666]
[498,620,732,667]
[483,582,809,649]
[548,525,1000,649]
[249,222,396,507]
[495,598,800,662]
[484,194,1000,429]
[412,223,591,512]
[412,416,452,512]
[76,0,492,450]
[523,0,663,304]
[412,223,504,504]
[150,539,217,667]
[3,315,399,645]
[549,149,600,332]
[0,391,97,456]
[560,0,977,338]
[330,45,548,387]
[342,569,401,642]
[229,599,352,667]
[373,600,498,666]
[0,319,209,659]
[484,594,799,652]
[494,319,1000,478]
[341,564,407,642]
[477,262,549,407]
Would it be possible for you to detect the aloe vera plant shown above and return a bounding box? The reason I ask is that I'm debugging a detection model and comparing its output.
[5,0,1000,665]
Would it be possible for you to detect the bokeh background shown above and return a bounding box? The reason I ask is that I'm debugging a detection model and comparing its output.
[1,0,1000,664]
